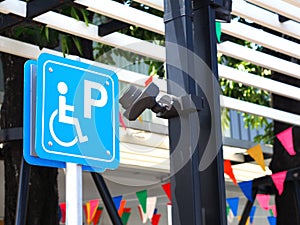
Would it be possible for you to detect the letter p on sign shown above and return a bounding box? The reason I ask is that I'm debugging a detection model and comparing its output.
[84,80,108,119]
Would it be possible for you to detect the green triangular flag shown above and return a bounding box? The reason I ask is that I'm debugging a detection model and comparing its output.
[269,209,274,217]
[121,212,131,225]
[136,190,147,214]
[216,21,221,43]
[226,205,231,216]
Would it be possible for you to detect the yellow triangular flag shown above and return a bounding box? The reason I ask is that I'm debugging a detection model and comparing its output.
[247,144,266,171]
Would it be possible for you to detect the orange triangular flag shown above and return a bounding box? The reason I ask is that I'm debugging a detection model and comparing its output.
[138,116,143,123]
[247,145,266,171]
[118,200,127,217]
[145,76,153,87]
[224,160,237,185]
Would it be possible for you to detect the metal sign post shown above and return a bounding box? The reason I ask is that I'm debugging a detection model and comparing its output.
[65,56,82,225]
[66,162,82,225]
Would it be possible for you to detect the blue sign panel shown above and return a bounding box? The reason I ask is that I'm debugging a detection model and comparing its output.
[34,53,119,169]
[23,59,106,172]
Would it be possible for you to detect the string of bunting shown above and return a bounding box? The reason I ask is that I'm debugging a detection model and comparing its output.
[58,182,171,225]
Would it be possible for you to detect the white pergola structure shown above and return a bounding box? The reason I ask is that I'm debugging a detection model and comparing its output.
[0,0,300,183]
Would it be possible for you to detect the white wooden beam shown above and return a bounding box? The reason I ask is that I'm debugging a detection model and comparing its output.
[232,0,300,40]
[0,36,40,59]
[0,0,26,17]
[220,95,300,126]
[74,0,165,35]
[219,64,300,102]
[221,21,300,60]
[281,0,300,8]
[247,0,300,23]
[218,41,300,80]
[33,11,165,61]
[133,0,164,11]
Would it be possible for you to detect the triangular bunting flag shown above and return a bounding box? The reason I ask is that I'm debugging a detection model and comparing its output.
[271,170,287,195]
[227,208,234,223]
[93,207,103,225]
[256,194,270,210]
[113,195,123,211]
[269,205,277,217]
[59,203,66,223]
[249,206,256,224]
[90,199,100,224]
[162,183,171,202]
[226,197,239,216]
[118,200,127,217]
[226,205,230,216]
[224,160,237,185]
[247,145,266,171]
[267,216,276,225]
[152,214,161,225]
[86,201,91,224]
[145,76,153,87]
[138,205,148,223]
[216,21,222,43]
[119,112,127,130]
[123,208,131,213]
[136,190,147,214]
[153,208,158,215]
[276,127,296,156]
[238,180,253,202]
[147,197,157,220]
[138,116,143,123]
[237,216,250,225]
[121,212,131,225]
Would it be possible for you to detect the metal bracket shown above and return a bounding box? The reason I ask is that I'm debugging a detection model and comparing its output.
[119,82,204,121]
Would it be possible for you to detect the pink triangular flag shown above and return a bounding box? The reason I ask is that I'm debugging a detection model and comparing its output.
[256,194,270,210]
[119,112,127,130]
[269,205,277,217]
[276,127,296,156]
[271,171,287,195]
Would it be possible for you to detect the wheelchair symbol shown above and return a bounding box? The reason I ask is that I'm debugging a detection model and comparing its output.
[49,81,108,147]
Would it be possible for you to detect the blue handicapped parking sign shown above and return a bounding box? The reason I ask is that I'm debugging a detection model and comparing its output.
[26,53,119,170]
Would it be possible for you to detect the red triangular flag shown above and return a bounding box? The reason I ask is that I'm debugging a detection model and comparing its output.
[145,76,153,87]
[162,183,171,203]
[123,208,131,213]
[59,203,66,223]
[224,160,237,185]
[271,171,287,195]
[93,208,103,225]
[119,112,126,130]
[276,127,296,156]
[152,214,161,225]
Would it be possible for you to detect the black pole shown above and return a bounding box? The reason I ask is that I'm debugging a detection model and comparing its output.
[238,190,257,225]
[15,158,31,225]
[164,0,227,224]
[91,172,123,225]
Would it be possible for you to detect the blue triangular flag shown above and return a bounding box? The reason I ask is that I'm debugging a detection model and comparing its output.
[238,180,253,202]
[154,208,158,215]
[113,195,122,210]
[267,216,276,225]
[250,206,256,224]
[226,197,239,216]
